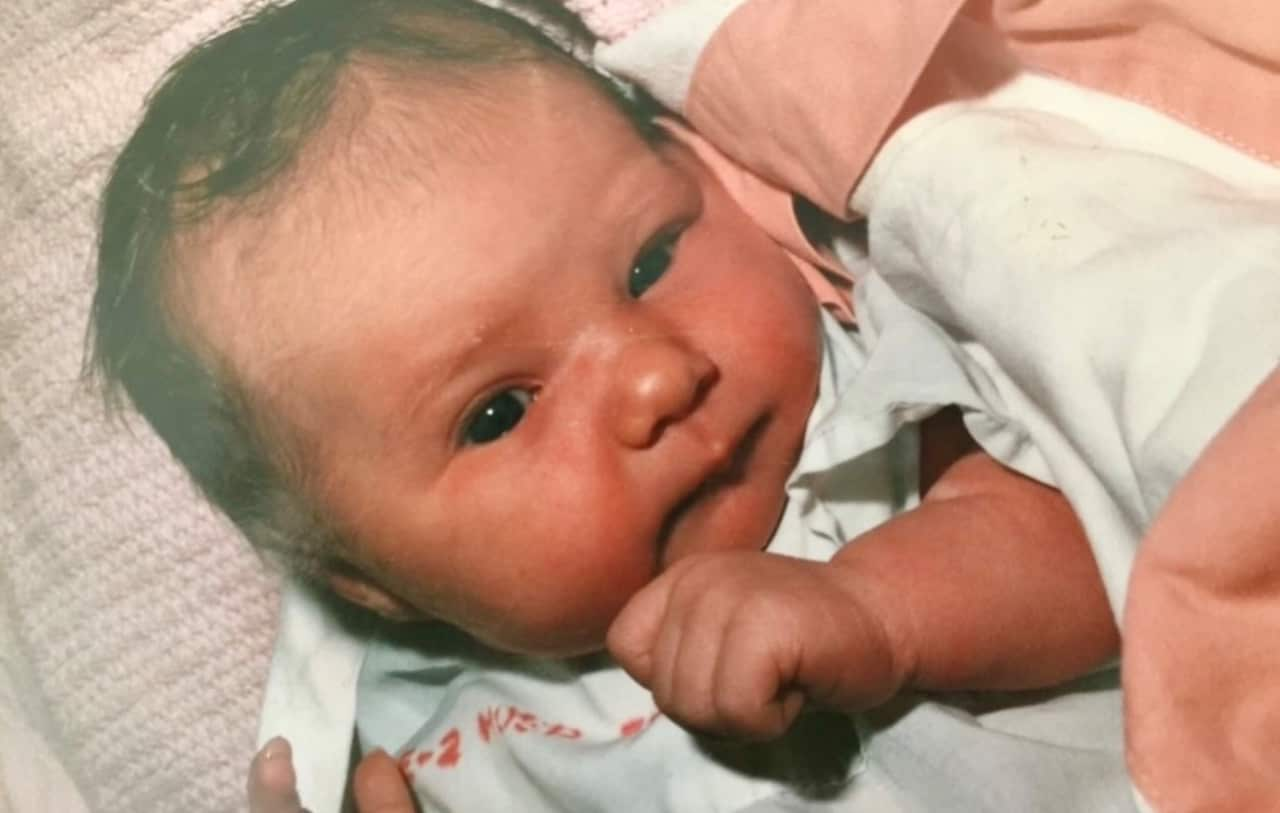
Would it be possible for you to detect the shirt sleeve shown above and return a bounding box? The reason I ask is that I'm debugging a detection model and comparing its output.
[854,89,1280,613]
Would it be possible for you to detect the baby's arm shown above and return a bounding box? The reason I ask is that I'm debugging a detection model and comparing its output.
[856,407,1119,692]
[608,408,1118,739]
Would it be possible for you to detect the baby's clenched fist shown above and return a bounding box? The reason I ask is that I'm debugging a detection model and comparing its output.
[606,550,907,740]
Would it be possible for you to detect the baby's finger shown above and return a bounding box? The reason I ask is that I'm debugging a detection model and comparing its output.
[247,737,304,813]
[654,594,734,731]
[607,574,675,685]
[713,622,804,740]
[352,749,417,813]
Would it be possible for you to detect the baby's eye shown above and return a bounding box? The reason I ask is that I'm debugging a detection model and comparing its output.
[461,388,534,446]
[628,231,681,298]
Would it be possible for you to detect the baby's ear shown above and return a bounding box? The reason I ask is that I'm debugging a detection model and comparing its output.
[326,566,426,623]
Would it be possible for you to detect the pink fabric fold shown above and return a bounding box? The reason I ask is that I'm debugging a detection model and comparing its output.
[684,0,1280,216]
[1123,367,1280,811]
[993,0,1280,168]
[687,0,967,216]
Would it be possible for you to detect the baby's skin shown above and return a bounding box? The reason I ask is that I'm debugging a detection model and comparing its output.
[218,40,1116,813]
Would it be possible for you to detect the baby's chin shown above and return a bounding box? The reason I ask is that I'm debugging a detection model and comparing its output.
[462,593,636,660]
[475,625,611,660]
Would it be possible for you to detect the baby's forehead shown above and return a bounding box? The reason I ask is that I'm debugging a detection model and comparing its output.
[167,195,322,395]
[169,56,656,411]
[332,56,639,171]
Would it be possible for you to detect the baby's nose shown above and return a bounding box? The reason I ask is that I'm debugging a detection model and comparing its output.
[609,337,717,448]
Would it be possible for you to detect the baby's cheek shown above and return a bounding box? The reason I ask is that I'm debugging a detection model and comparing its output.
[549,535,660,639]
[476,576,651,658]
[469,520,660,657]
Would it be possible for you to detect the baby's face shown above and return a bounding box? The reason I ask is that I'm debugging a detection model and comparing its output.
[186,65,821,656]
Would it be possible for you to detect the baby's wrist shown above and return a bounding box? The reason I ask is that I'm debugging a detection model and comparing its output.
[825,555,920,697]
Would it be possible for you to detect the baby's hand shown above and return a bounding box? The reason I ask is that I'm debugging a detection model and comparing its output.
[247,737,416,813]
[607,551,904,740]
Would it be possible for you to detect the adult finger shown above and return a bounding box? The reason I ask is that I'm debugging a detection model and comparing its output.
[352,749,417,813]
[247,737,304,813]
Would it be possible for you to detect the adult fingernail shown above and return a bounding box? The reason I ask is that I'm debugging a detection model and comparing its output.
[262,736,291,761]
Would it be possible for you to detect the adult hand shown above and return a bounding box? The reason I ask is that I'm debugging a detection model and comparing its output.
[247,738,417,813]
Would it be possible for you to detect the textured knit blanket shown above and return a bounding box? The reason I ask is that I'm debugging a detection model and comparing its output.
[1,1,280,810]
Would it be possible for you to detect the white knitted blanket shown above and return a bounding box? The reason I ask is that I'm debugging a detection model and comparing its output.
[0,1,281,810]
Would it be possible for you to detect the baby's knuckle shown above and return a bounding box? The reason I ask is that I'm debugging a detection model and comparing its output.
[732,592,785,626]
[714,692,766,738]
[653,685,699,726]
[668,700,717,734]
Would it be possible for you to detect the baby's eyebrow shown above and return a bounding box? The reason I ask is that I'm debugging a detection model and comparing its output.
[388,307,547,444]
[395,378,443,442]
[390,335,485,443]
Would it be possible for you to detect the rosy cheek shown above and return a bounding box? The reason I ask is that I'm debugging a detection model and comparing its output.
[478,564,651,657]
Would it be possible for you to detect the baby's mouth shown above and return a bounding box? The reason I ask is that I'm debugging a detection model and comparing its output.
[657,417,768,561]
